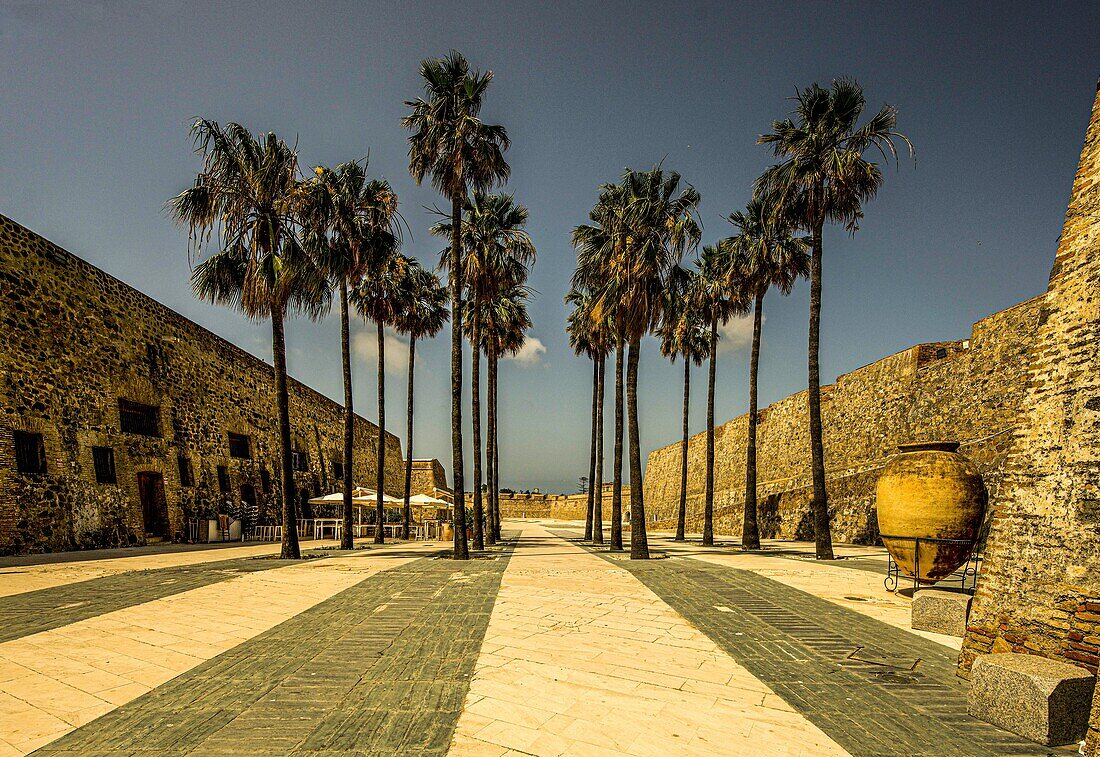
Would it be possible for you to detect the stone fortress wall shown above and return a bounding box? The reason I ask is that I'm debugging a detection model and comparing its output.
[959,81,1100,753]
[495,483,626,521]
[642,295,1043,544]
[408,458,451,498]
[0,214,405,554]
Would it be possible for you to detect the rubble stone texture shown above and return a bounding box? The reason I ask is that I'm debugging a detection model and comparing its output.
[960,79,1100,755]
[0,215,404,554]
[642,296,1041,545]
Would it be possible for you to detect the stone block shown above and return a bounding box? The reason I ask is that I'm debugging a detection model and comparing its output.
[968,653,1096,746]
[912,588,972,637]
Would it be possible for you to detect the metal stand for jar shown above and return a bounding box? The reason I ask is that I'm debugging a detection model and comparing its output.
[880,534,981,594]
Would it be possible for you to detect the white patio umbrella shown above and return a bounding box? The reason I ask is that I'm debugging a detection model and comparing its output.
[408,493,453,507]
[308,489,403,506]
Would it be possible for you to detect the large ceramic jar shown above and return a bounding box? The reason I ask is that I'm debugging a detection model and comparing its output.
[875,441,986,583]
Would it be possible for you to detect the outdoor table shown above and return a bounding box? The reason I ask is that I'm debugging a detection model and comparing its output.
[312,518,341,541]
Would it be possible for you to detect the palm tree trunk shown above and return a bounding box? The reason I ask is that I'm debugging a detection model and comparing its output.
[610,330,625,552]
[627,336,648,560]
[675,358,689,542]
[339,280,355,550]
[402,336,416,540]
[471,307,485,552]
[808,216,833,559]
[375,318,386,544]
[486,345,497,546]
[703,313,717,547]
[495,349,503,543]
[742,291,764,550]
[592,354,605,544]
[450,195,468,560]
[272,306,300,559]
[584,357,598,541]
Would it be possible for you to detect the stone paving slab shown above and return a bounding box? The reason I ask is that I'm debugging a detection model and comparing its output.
[0,541,293,599]
[586,545,1065,757]
[453,524,847,756]
[0,544,439,755]
[0,541,417,644]
[33,541,513,756]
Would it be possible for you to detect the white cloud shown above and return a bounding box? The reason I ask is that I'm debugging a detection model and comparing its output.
[352,324,410,375]
[503,336,547,367]
[717,313,761,355]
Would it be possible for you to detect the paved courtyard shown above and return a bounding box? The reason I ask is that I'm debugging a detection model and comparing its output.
[0,522,1067,756]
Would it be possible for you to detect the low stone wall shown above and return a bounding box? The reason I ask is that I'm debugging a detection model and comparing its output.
[642,296,1040,545]
[0,214,404,554]
[496,487,623,521]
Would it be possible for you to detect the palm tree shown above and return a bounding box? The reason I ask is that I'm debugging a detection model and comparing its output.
[725,197,809,550]
[480,282,533,542]
[403,50,510,560]
[168,120,329,560]
[619,169,702,559]
[299,161,400,550]
[757,79,911,559]
[392,262,448,540]
[692,243,750,547]
[572,170,701,559]
[351,251,409,543]
[566,288,606,542]
[657,266,710,542]
[433,192,535,551]
[572,183,629,552]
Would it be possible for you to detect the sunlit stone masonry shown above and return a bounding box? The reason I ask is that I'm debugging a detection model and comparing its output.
[960,79,1100,754]
[0,215,405,554]
[642,295,1041,545]
[642,77,1100,754]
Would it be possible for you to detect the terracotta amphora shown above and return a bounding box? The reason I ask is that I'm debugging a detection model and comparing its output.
[875,441,986,583]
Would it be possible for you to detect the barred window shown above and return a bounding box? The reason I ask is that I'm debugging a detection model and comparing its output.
[228,433,251,459]
[92,446,116,484]
[118,399,160,437]
[14,431,46,475]
[177,456,194,487]
[217,465,230,495]
[292,449,308,472]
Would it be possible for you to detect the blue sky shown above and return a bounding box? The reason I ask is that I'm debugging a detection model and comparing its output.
[1,1,1097,493]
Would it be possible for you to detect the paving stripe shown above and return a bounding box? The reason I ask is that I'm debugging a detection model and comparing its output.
[452,523,847,756]
[0,541,423,644]
[33,541,513,756]
[0,544,440,755]
[602,553,1059,757]
[0,542,293,599]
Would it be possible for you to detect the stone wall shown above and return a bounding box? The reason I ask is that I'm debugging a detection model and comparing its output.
[496,484,626,521]
[642,297,1041,544]
[409,458,451,498]
[0,214,404,554]
[959,81,1100,754]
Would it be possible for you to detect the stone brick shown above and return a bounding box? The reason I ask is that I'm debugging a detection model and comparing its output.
[968,653,1095,746]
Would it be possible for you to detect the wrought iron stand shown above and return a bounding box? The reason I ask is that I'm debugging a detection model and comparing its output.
[880,534,981,594]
